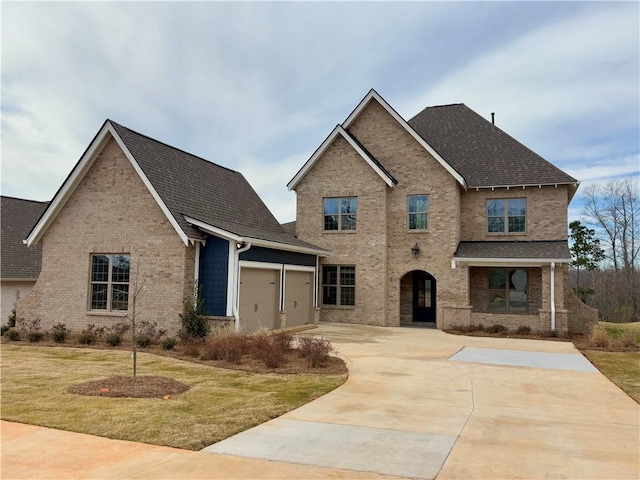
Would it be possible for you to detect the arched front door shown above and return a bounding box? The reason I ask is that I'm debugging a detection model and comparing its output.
[413,271,436,323]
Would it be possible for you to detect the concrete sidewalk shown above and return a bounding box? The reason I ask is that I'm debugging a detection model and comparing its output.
[2,323,639,479]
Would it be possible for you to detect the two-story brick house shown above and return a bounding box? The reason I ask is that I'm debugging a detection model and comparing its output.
[288,90,596,334]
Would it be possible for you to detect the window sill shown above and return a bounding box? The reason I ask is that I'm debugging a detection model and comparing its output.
[487,232,527,236]
[407,229,429,234]
[322,230,357,234]
[87,310,128,317]
[321,305,356,309]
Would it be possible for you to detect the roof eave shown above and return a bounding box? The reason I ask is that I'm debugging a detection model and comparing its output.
[453,257,571,267]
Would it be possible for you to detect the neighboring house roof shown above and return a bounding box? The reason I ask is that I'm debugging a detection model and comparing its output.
[26,121,327,255]
[454,240,571,264]
[1,196,49,279]
[408,104,578,189]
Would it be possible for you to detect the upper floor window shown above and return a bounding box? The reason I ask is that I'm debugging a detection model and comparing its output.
[322,265,355,306]
[90,254,130,311]
[408,195,429,230]
[487,198,526,233]
[323,197,357,231]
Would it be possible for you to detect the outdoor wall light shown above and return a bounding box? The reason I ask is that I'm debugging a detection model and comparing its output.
[411,243,420,258]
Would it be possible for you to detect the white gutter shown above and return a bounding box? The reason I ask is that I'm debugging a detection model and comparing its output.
[550,262,556,332]
[232,241,252,331]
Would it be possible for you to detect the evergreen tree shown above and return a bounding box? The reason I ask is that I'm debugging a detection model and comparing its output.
[569,220,605,301]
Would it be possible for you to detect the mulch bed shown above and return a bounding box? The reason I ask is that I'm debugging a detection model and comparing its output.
[68,375,190,398]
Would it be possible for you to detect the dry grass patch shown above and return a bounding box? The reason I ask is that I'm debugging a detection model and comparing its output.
[1,345,347,450]
[582,350,640,403]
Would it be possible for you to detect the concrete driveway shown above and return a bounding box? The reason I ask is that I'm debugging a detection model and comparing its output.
[2,323,639,479]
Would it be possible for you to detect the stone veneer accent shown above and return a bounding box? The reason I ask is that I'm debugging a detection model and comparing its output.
[18,137,195,333]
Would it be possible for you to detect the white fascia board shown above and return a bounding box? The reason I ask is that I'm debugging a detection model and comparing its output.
[287,125,395,190]
[344,89,467,187]
[108,123,190,246]
[25,123,113,246]
[239,260,283,271]
[453,257,571,267]
[472,182,579,191]
[244,236,330,256]
[183,216,243,243]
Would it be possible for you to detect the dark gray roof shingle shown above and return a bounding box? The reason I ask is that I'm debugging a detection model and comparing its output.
[408,104,577,188]
[1,196,49,279]
[454,240,571,260]
[109,121,321,250]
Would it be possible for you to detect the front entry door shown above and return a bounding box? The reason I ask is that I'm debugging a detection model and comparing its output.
[413,271,436,323]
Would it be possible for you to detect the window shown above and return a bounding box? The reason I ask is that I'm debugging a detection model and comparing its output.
[408,195,429,230]
[322,265,355,306]
[487,198,526,233]
[488,269,527,313]
[323,197,357,231]
[90,254,130,311]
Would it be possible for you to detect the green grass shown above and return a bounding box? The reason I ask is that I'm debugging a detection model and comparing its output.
[600,321,640,342]
[582,350,640,403]
[0,345,346,450]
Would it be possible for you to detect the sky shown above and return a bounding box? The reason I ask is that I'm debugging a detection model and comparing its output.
[2,1,639,224]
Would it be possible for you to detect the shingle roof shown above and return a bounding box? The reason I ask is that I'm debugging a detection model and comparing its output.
[109,121,321,250]
[454,240,571,260]
[1,196,49,279]
[408,104,577,188]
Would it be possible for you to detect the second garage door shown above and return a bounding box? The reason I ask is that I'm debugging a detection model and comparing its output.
[239,268,279,332]
[285,270,313,328]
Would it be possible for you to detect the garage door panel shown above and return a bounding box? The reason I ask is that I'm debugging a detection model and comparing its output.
[239,268,278,332]
[285,271,313,327]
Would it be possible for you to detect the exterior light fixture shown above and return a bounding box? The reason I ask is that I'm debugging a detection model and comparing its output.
[411,243,420,258]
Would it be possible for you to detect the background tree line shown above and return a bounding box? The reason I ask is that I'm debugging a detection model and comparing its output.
[570,176,639,322]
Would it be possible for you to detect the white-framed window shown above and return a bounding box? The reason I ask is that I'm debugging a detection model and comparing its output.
[487,198,526,233]
[90,254,131,311]
[408,194,429,230]
[323,197,357,231]
[322,265,355,306]
[487,269,528,313]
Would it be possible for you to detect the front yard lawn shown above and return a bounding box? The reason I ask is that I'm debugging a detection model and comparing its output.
[581,350,640,403]
[0,345,347,450]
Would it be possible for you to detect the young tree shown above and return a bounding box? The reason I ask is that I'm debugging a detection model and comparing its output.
[569,220,604,300]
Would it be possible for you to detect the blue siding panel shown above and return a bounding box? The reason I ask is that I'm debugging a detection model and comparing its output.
[240,246,316,266]
[199,236,229,316]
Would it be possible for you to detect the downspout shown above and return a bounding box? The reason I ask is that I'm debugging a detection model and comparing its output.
[232,241,252,331]
[550,262,556,332]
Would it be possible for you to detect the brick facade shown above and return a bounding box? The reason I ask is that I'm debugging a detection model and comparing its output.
[292,96,582,334]
[18,137,195,333]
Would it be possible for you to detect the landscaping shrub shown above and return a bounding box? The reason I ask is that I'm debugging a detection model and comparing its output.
[617,330,639,349]
[515,325,532,336]
[297,335,334,368]
[136,321,166,345]
[485,324,507,335]
[7,306,17,329]
[51,323,69,343]
[162,337,177,350]
[108,322,131,335]
[202,329,248,364]
[590,325,612,349]
[1,325,10,336]
[180,295,210,340]
[6,328,20,341]
[249,330,287,368]
[271,331,294,351]
[136,335,153,348]
[27,331,44,343]
[182,340,202,358]
[105,333,122,347]
[78,332,97,345]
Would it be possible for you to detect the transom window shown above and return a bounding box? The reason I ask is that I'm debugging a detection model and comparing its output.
[487,198,526,233]
[323,197,357,231]
[322,265,355,306]
[488,269,528,313]
[408,195,429,230]
[90,254,131,311]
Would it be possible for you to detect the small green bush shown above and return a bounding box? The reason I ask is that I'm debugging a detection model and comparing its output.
[78,332,97,345]
[1,325,10,336]
[105,333,122,347]
[27,331,44,343]
[6,328,20,341]
[515,325,532,336]
[180,295,210,340]
[51,323,68,343]
[136,335,152,348]
[485,324,507,334]
[162,337,177,350]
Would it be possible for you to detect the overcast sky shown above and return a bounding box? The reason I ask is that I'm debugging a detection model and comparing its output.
[2,1,638,224]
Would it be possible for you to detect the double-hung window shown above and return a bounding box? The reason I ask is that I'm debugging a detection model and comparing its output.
[322,265,355,306]
[487,198,526,233]
[408,195,429,230]
[90,254,131,311]
[323,197,357,231]
[488,269,528,313]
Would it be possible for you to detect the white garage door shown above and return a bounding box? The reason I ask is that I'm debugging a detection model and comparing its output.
[285,271,313,328]
[239,268,279,332]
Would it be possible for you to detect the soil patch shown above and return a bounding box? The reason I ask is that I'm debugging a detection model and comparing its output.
[69,375,190,398]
